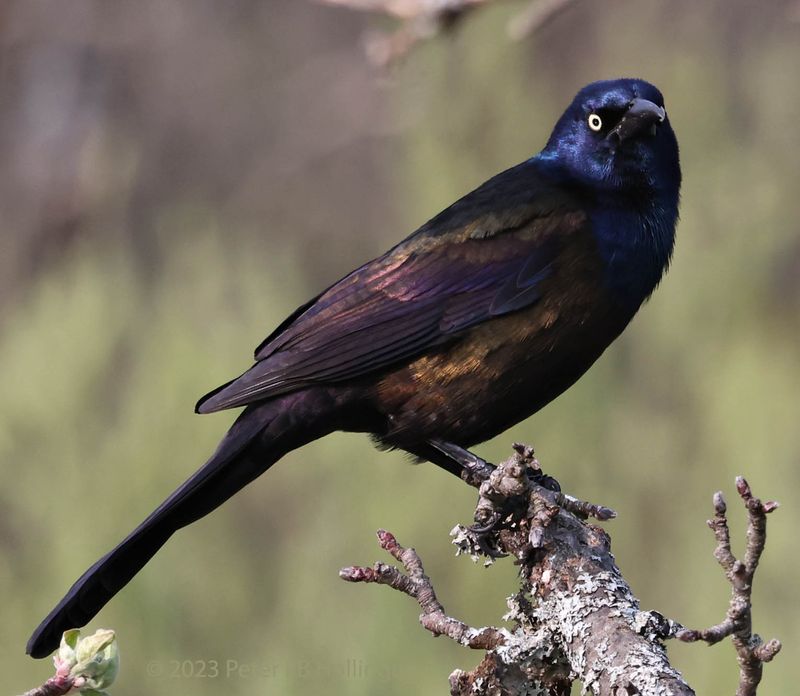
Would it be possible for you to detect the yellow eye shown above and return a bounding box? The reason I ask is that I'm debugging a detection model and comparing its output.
[587,113,603,132]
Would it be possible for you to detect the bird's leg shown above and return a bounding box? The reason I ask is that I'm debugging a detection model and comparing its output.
[426,439,495,484]
[424,439,512,558]
[420,441,560,558]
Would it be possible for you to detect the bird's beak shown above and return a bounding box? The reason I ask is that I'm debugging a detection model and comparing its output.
[608,99,666,144]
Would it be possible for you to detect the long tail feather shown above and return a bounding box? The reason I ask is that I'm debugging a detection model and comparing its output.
[27,391,332,658]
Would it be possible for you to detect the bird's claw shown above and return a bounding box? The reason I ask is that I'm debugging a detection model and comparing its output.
[467,510,509,558]
[468,511,502,534]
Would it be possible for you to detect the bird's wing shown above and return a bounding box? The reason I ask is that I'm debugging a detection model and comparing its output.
[196,171,587,413]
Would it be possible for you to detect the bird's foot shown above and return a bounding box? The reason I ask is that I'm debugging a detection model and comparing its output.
[465,444,567,556]
[452,443,616,564]
[466,512,508,559]
[468,511,503,535]
[458,444,540,559]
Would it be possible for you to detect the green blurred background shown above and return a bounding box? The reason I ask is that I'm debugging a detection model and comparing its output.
[2,1,798,693]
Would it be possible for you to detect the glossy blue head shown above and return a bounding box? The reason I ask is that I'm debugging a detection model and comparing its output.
[541,79,681,203]
[539,80,682,310]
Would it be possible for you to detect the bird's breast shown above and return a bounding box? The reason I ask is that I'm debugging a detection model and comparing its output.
[372,252,632,448]
[589,200,676,308]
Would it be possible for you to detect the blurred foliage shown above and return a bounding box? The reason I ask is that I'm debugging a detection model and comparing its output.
[2,1,799,694]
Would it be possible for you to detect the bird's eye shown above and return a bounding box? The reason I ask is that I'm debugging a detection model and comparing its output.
[587,113,603,132]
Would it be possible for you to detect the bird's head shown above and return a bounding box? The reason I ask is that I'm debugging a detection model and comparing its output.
[541,79,680,200]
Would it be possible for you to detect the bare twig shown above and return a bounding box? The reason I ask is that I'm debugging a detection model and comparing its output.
[318,0,581,66]
[677,477,781,696]
[341,529,507,649]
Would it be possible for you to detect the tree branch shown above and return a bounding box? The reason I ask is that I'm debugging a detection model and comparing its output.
[341,529,507,650]
[341,445,779,695]
[317,0,580,66]
[343,446,685,694]
[677,477,781,696]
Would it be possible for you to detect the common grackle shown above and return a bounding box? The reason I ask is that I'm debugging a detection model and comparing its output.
[27,78,680,658]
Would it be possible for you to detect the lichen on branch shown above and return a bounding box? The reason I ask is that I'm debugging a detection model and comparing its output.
[341,445,779,695]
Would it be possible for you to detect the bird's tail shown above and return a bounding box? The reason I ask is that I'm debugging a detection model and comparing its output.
[26,389,336,659]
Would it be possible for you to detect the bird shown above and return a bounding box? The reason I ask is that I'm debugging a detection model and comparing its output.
[27,78,680,658]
